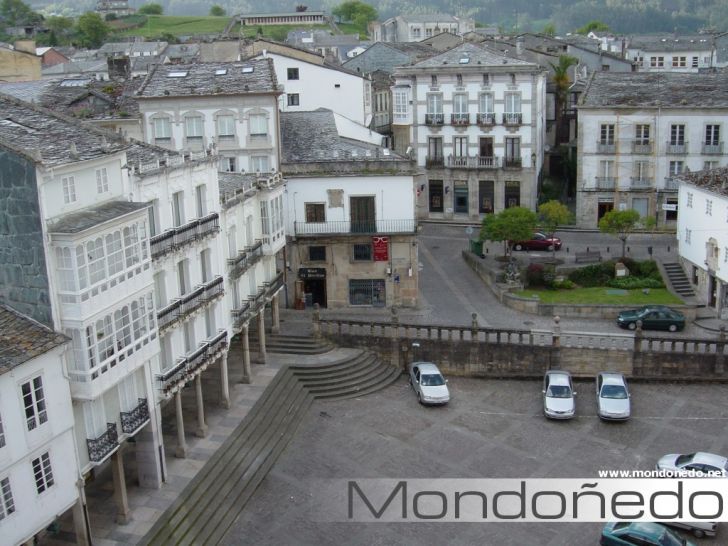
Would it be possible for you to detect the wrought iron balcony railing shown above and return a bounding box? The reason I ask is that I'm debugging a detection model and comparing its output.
[264,271,285,296]
[596,141,616,154]
[663,177,680,191]
[293,219,417,236]
[502,113,523,126]
[632,140,652,154]
[232,301,252,329]
[666,142,688,155]
[156,275,224,332]
[157,330,228,394]
[425,113,444,126]
[503,157,523,169]
[702,142,723,155]
[450,113,470,126]
[120,398,150,435]
[477,113,496,126]
[425,156,444,168]
[630,177,653,189]
[227,241,264,280]
[150,212,220,259]
[595,176,617,190]
[87,423,119,463]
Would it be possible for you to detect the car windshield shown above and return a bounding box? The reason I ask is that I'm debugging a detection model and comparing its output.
[659,529,686,546]
[546,385,571,398]
[421,374,445,387]
[675,453,695,466]
[601,385,627,399]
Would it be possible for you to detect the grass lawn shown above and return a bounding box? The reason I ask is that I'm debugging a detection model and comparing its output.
[515,287,683,305]
[115,15,231,38]
[336,22,368,37]
[239,23,331,41]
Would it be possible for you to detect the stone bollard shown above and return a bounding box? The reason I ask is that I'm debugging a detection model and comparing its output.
[550,315,561,371]
[552,315,561,348]
[716,325,726,375]
[471,312,479,337]
[312,303,321,339]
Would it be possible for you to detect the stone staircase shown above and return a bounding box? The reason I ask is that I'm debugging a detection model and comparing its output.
[250,332,334,355]
[662,262,695,298]
[143,349,399,545]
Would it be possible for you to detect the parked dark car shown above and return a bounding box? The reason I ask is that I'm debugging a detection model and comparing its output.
[616,305,685,332]
[512,232,562,251]
[601,521,694,546]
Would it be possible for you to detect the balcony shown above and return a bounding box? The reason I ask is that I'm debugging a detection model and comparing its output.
[450,113,470,126]
[156,275,225,332]
[158,330,228,395]
[666,142,688,155]
[150,212,220,260]
[87,423,119,464]
[663,177,680,191]
[595,177,617,190]
[263,271,284,296]
[231,301,252,329]
[702,142,723,155]
[631,140,652,154]
[477,113,496,126]
[120,398,150,435]
[502,113,522,126]
[630,177,654,189]
[425,156,444,168]
[503,157,522,169]
[446,155,499,169]
[425,113,444,126]
[596,141,616,154]
[228,241,264,280]
[293,219,417,236]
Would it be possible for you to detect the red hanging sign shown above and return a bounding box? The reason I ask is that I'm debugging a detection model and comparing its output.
[372,236,389,261]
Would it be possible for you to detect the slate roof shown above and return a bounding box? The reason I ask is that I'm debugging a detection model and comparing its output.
[0,305,68,374]
[218,172,257,206]
[627,34,713,52]
[280,109,404,163]
[48,200,149,234]
[406,42,538,69]
[136,58,279,98]
[124,140,177,166]
[98,41,168,56]
[677,167,728,197]
[343,41,436,74]
[164,43,200,60]
[0,94,129,166]
[42,59,108,77]
[580,70,728,108]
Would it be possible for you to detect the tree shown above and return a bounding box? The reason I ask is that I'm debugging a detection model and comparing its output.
[209,5,225,16]
[138,3,163,15]
[542,22,556,36]
[45,15,74,44]
[549,54,578,146]
[295,4,308,11]
[480,207,538,258]
[1,0,41,25]
[538,200,573,259]
[576,20,610,35]
[332,1,377,28]
[598,209,641,258]
[76,12,109,48]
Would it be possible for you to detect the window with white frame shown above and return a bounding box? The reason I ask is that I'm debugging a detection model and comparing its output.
[453,94,468,115]
[217,115,235,138]
[426,93,443,114]
[118,374,139,412]
[249,114,268,136]
[183,320,195,353]
[599,159,615,178]
[669,160,684,175]
[725,247,728,263]
[55,247,75,292]
[177,258,189,295]
[685,228,691,243]
[0,477,14,520]
[114,305,132,350]
[393,89,409,118]
[0,413,4,448]
[172,191,185,227]
[62,176,76,204]
[705,124,720,146]
[692,56,699,68]
[672,56,686,67]
[686,192,693,208]
[600,124,615,145]
[200,248,212,283]
[195,184,207,217]
[706,199,713,215]
[21,375,47,431]
[96,168,109,193]
[650,56,664,67]
[153,117,171,140]
[635,124,650,144]
[185,115,203,139]
[670,124,685,145]
[87,237,106,285]
[250,155,269,173]
[704,161,719,171]
[123,225,140,267]
[479,92,494,114]
[287,93,300,106]
[153,271,166,309]
[106,231,124,276]
[504,92,521,113]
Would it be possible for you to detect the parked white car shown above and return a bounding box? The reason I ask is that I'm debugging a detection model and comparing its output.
[542,370,576,419]
[596,372,631,420]
[408,362,450,405]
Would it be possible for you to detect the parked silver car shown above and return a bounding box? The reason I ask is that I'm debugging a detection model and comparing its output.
[408,362,450,405]
[542,370,576,419]
[596,372,631,420]
[656,452,728,477]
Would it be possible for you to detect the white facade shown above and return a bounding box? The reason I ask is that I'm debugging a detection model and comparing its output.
[138,95,280,177]
[677,175,728,316]
[0,341,80,546]
[257,52,372,125]
[577,107,728,228]
[371,15,475,43]
[391,43,546,221]
[626,37,714,72]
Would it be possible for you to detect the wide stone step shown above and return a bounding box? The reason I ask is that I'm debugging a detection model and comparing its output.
[312,367,402,400]
[294,358,382,389]
[292,354,377,378]
[307,363,399,398]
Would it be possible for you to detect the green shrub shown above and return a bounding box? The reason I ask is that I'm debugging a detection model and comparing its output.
[606,277,664,289]
[552,279,576,289]
[616,257,637,273]
[568,260,615,287]
[634,260,662,280]
[526,263,545,287]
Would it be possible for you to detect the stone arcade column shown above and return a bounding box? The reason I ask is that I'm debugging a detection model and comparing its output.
[220,352,231,409]
[111,450,131,524]
[195,374,208,438]
[72,484,90,546]
[257,307,267,364]
[136,367,164,488]
[240,324,252,384]
[174,390,188,458]
[271,294,281,334]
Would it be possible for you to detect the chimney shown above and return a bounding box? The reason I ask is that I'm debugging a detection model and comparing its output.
[516,37,524,55]
[14,39,36,54]
[107,56,131,81]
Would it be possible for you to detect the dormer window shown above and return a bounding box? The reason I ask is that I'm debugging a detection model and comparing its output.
[456,74,463,86]
[431,75,437,86]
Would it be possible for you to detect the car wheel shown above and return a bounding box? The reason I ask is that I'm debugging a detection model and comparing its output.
[515,244,523,251]
[668,324,678,332]
[627,322,637,330]
[417,392,423,405]
[547,244,554,251]
[693,529,705,539]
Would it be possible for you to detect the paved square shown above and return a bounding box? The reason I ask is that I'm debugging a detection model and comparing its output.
[227,376,728,545]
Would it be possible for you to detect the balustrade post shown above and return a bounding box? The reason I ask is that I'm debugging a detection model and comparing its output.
[312,303,321,339]
[716,326,726,375]
[550,315,561,371]
[174,390,187,458]
[471,313,478,341]
[632,320,643,376]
